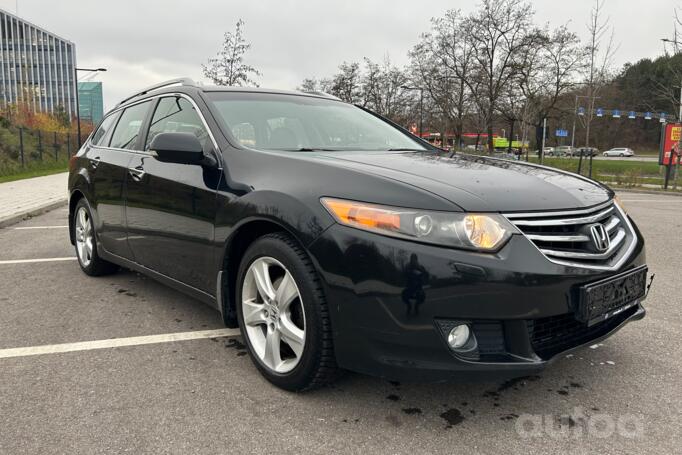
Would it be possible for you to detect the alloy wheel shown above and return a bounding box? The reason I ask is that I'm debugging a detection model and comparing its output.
[241,257,306,373]
[75,207,93,267]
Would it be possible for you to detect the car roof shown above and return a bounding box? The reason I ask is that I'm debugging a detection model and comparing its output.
[115,79,341,110]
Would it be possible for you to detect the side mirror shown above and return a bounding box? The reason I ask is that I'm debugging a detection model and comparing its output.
[149,132,204,165]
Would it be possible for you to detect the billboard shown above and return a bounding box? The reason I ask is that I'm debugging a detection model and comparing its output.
[660,123,681,165]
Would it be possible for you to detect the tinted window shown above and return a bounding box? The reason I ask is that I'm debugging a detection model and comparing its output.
[145,97,210,151]
[91,112,119,147]
[109,101,152,150]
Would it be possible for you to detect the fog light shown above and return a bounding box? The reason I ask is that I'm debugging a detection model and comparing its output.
[447,324,470,349]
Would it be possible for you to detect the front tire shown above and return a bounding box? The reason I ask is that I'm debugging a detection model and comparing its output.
[236,233,338,391]
[73,199,118,276]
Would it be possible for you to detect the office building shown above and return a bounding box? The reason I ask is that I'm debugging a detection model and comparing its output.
[0,8,77,118]
[78,81,103,124]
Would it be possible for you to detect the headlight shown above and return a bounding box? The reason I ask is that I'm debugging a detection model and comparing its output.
[320,197,516,252]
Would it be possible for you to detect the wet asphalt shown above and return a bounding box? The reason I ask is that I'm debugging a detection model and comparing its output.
[0,194,680,454]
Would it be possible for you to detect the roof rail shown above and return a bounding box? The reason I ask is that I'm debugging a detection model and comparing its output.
[116,77,197,107]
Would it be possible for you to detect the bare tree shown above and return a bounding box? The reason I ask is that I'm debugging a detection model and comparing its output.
[519,25,588,154]
[466,0,536,152]
[202,19,262,87]
[298,78,321,92]
[360,57,411,120]
[582,0,617,147]
[426,9,475,148]
[328,62,362,103]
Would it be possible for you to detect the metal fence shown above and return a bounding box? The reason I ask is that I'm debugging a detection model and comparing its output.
[0,125,84,174]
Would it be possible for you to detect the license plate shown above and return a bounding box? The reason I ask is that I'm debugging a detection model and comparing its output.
[577,265,647,326]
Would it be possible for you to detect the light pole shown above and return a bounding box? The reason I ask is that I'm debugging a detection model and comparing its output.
[402,85,424,139]
[74,67,107,147]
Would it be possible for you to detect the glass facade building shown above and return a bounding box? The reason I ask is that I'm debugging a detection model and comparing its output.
[0,8,77,118]
[78,81,103,124]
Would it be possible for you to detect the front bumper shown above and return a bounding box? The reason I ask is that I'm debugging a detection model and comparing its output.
[308,220,647,382]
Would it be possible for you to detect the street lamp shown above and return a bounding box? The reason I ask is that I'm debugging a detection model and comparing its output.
[401,85,424,139]
[74,67,107,147]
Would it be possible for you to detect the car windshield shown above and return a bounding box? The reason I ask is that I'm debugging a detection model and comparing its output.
[206,92,427,152]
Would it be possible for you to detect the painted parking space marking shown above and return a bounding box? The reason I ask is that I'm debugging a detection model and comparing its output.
[0,257,77,265]
[12,225,69,230]
[0,328,241,359]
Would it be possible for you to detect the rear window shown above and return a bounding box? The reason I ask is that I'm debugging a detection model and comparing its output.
[91,113,119,147]
[109,101,152,150]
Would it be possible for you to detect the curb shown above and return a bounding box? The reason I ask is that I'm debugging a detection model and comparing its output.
[614,188,682,197]
[0,199,68,229]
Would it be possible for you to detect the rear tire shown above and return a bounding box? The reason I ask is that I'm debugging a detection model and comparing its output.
[236,233,338,391]
[73,199,118,276]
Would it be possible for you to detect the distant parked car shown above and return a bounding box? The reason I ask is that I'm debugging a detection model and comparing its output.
[535,147,555,156]
[576,147,599,157]
[555,145,575,156]
[603,147,635,157]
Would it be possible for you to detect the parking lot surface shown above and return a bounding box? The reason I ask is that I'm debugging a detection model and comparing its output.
[1,194,681,454]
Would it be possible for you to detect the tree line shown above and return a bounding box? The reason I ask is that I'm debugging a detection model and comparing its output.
[203,0,682,153]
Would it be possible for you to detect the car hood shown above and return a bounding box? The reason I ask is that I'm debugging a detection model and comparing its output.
[315,151,612,212]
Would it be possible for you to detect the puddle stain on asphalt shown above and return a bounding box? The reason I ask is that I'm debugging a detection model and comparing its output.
[225,338,248,356]
[386,394,400,402]
[402,407,422,415]
[496,375,541,392]
[440,408,465,428]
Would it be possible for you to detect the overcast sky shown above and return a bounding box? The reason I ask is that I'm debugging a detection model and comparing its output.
[0,0,679,111]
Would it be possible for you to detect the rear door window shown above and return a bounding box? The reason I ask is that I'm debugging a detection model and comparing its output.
[90,112,120,147]
[109,101,152,150]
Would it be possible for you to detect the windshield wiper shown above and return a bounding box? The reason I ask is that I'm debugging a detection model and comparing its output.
[386,148,426,151]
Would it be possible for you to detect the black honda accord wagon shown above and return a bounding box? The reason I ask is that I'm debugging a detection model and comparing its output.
[68,78,648,391]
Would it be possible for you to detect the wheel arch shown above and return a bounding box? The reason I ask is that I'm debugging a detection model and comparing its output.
[219,217,311,327]
[68,189,86,245]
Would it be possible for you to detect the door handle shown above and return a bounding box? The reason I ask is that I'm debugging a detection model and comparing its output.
[128,166,146,182]
[89,156,101,169]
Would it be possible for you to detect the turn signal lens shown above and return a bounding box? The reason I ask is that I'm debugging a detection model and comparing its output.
[321,198,401,232]
[320,198,516,252]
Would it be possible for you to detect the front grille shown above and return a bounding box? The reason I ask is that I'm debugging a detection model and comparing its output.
[505,201,636,270]
[527,306,637,359]
[471,321,506,358]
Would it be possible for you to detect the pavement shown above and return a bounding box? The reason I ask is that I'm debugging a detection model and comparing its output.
[0,193,681,454]
[0,172,68,228]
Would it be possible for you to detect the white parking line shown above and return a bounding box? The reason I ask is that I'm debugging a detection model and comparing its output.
[0,257,77,265]
[12,225,68,230]
[0,328,241,359]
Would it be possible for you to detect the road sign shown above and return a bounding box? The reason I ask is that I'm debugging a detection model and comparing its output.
[577,107,586,116]
[660,123,681,165]
[612,109,621,118]
[660,113,667,123]
[645,112,652,120]
[555,129,569,137]
[628,111,636,119]
[596,108,604,117]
